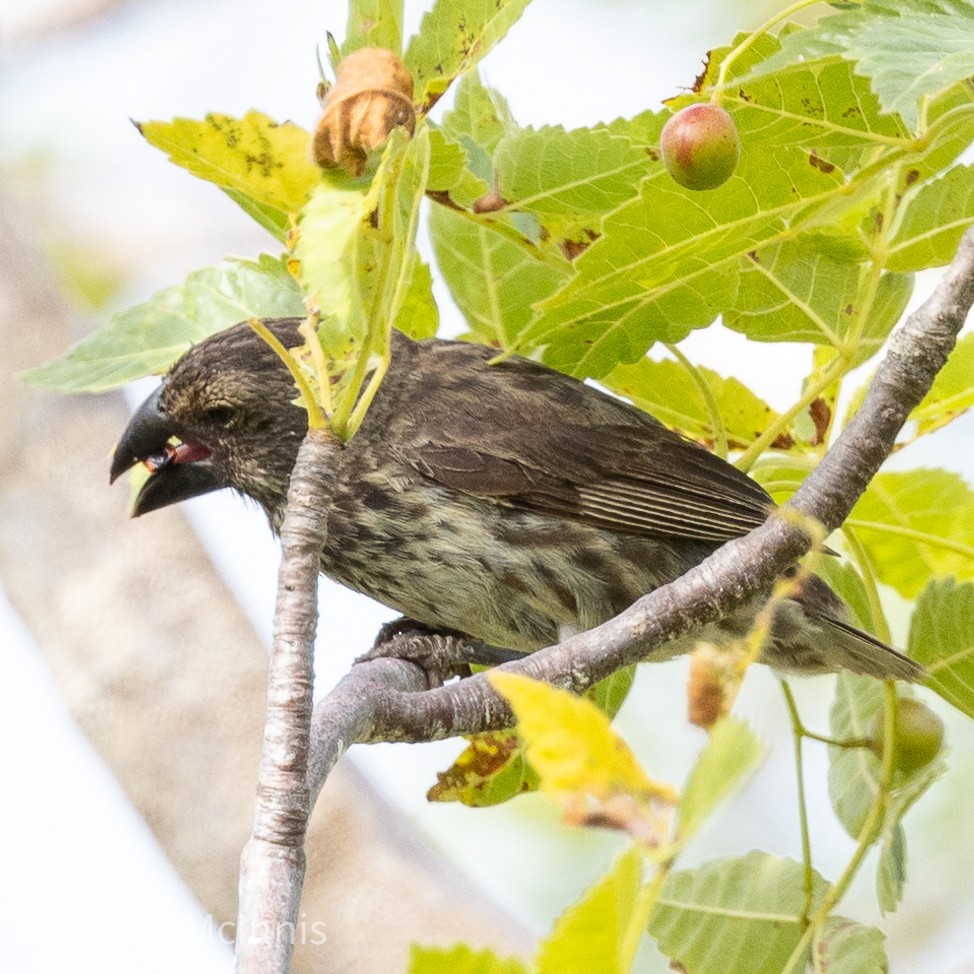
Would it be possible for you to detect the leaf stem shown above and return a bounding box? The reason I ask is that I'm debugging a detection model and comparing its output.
[736,353,849,471]
[665,343,729,458]
[778,681,900,974]
[247,318,326,430]
[779,680,816,923]
[841,525,893,644]
[713,0,822,99]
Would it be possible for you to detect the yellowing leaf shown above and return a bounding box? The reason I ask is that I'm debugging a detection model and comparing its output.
[409,943,528,974]
[490,672,675,841]
[536,847,649,974]
[137,112,319,238]
[426,730,538,806]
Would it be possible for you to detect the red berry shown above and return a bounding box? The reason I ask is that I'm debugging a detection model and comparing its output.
[660,103,741,191]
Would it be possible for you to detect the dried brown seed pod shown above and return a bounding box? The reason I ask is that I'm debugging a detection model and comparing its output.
[312,47,416,176]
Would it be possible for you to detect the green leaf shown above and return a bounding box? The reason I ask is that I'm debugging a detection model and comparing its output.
[727,244,912,362]
[811,917,888,974]
[911,577,974,718]
[649,852,828,974]
[588,665,637,721]
[395,257,440,339]
[408,943,528,974]
[676,718,764,845]
[828,673,883,838]
[343,0,404,55]
[495,125,651,240]
[847,469,974,598]
[876,823,907,915]
[536,847,645,974]
[904,332,974,441]
[441,70,517,184]
[877,755,945,910]
[603,355,784,450]
[296,128,433,423]
[429,203,570,348]
[404,0,534,112]
[515,125,849,376]
[810,0,974,131]
[21,255,304,392]
[741,1,974,132]
[888,165,974,271]
[137,112,319,236]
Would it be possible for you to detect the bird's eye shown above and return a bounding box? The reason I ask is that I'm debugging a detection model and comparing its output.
[203,404,236,426]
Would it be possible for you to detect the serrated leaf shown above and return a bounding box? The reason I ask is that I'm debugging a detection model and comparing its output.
[404,0,534,112]
[815,0,974,131]
[515,125,849,376]
[904,332,974,441]
[727,244,912,363]
[343,0,403,55]
[811,917,888,974]
[829,673,883,838]
[876,754,945,911]
[910,577,974,717]
[847,469,974,598]
[22,255,304,392]
[740,1,974,132]
[137,112,319,237]
[490,672,675,841]
[536,847,645,974]
[876,823,907,915]
[676,718,764,845]
[429,203,570,348]
[441,70,517,184]
[603,355,783,450]
[495,125,651,240]
[408,943,528,974]
[649,852,828,974]
[888,165,974,271]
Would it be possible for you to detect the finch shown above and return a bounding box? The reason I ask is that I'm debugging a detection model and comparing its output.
[111,318,920,681]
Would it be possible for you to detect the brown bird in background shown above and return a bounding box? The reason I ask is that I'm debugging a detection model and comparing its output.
[110,318,920,681]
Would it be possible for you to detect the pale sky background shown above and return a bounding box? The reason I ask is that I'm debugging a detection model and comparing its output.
[2,1,973,971]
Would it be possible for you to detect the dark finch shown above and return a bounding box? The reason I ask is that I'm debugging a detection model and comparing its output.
[111,318,921,681]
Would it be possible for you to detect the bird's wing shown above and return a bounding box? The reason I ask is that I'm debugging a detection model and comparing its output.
[404,420,773,544]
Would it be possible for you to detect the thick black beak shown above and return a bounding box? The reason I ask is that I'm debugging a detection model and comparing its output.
[111,386,223,517]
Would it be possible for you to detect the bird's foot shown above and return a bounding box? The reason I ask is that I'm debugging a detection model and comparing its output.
[358,617,522,684]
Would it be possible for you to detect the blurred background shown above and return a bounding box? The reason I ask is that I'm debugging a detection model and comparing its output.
[2,0,973,971]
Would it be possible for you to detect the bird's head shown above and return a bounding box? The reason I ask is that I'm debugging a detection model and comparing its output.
[110,318,308,522]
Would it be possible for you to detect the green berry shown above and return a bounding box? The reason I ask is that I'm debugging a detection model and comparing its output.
[660,103,741,191]
[867,698,945,774]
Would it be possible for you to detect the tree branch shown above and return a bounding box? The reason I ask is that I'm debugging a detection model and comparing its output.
[236,429,340,972]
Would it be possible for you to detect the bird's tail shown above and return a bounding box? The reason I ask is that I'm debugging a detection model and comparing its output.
[786,574,924,682]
